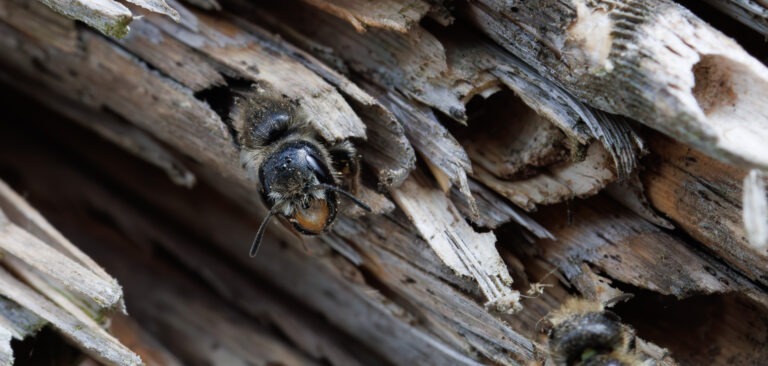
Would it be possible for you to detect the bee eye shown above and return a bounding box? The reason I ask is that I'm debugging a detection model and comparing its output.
[306,154,324,176]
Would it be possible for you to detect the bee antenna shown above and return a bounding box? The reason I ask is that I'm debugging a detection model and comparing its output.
[250,202,284,257]
[309,183,372,212]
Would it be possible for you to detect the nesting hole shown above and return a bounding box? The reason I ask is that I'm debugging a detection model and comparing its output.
[692,55,738,116]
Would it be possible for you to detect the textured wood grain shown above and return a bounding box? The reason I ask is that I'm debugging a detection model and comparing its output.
[642,132,768,287]
[272,7,642,184]
[473,142,616,211]
[0,324,10,366]
[123,0,178,21]
[299,0,430,32]
[529,196,768,307]
[700,0,768,37]
[465,0,768,171]
[0,180,117,284]
[743,170,768,250]
[0,211,122,309]
[0,298,45,341]
[258,1,641,202]
[451,177,554,237]
[36,0,132,38]
[372,87,475,211]
[0,267,141,366]
[391,171,521,313]
[0,113,498,365]
[88,239,324,366]
[2,0,766,364]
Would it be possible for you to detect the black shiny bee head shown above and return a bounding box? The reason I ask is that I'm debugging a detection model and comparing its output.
[546,297,643,366]
[258,140,340,235]
[232,83,371,257]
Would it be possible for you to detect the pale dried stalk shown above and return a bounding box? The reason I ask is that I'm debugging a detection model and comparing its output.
[36,0,179,38]
[0,214,122,308]
[743,169,768,250]
[0,179,133,363]
[0,267,141,366]
[4,255,115,324]
[0,180,116,283]
[0,297,45,340]
[36,0,132,38]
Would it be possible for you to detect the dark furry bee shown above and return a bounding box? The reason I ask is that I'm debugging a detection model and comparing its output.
[231,83,371,257]
[545,295,648,366]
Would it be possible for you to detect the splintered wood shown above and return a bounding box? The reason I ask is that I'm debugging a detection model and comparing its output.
[466,0,768,171]
[36,0,179,38]
[0,180,140,365]
[391,172,521,313]
[0,268,140,366]
[0,0,767,364]
[701,0,768,37]
[642,132,768,287]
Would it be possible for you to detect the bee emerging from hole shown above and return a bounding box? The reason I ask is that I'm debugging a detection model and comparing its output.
[544,295,649,366]
[231,83,371,257]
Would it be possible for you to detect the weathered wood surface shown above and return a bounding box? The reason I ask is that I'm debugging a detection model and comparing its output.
[3,77,759,365]
[259,2,641,177]
[298,0,430,32]
[0,298,45,341]
[391,171,521,313]
[0,324,10,366]
[0,0,529,325]
[0,211,121,309]
[0,170,140,363]
[35,0,179,38]
[641,131,768,287]
[0,86,704,365]
[700,0,768,37]
[743,169,768,250]
[464,0,768,172]
[0,107,494,365]
[0,0,767,364]
[0,267,140,366]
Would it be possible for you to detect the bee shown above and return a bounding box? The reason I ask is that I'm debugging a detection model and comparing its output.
[230,83,371,257]
[544,295,649,366]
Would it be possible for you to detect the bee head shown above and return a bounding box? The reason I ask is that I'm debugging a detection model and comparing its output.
[249,140,371,257]
[549,311,625,366]
[258,140,338,232]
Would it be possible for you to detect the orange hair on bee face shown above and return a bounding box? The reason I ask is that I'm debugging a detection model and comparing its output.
[293,199,330,233]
